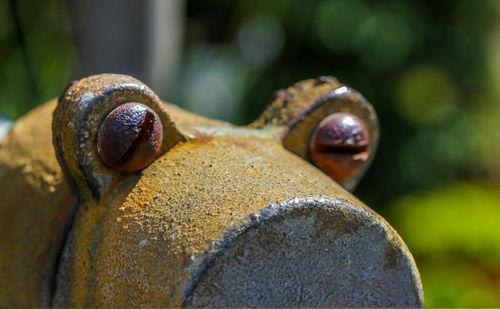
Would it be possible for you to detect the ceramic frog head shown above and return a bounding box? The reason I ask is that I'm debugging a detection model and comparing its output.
[0,74,423,307]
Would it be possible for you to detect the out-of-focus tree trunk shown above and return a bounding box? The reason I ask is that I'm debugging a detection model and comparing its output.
[67,0,184,97]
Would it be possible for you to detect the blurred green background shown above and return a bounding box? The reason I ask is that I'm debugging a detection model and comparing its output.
[2,0,500,306]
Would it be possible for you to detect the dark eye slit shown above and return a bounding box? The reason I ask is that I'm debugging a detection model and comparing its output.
[113,111,155,168]
[315,144,368,154]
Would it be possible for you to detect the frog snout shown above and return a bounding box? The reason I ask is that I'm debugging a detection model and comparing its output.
[170,139,421,307]
[51,136,422,307]
[184,199,421,307]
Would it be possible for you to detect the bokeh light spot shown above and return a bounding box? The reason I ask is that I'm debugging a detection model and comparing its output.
[314,0,369,53]
[237,15,284,68]
[355,9,415,68]
[396,66,458,126]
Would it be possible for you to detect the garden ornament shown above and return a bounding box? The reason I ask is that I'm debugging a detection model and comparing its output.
[0,74,423,307]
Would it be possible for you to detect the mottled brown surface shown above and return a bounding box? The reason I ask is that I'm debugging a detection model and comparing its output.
[53,131,421,307]
[0,74,422,307]
[0,101,75,306]
[0,97,225,307]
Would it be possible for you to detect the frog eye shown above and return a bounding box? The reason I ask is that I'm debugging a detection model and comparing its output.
[53,74,186,201]
[251,76,379,191]
[309,112,370,181]
[97,103,163,173]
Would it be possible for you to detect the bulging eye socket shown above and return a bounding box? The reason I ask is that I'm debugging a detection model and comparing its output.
[309,112,370,181]
[252,79,379,191]
[97,102,163,173]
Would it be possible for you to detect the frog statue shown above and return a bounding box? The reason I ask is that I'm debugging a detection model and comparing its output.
[0,74,423,307]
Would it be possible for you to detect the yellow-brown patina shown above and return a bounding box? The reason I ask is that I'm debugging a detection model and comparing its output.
[0,74,423,307]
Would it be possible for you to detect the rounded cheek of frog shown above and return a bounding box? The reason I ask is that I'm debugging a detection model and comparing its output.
[309,112,370,181]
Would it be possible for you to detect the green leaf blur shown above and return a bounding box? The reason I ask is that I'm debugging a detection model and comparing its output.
[387,183,500,307]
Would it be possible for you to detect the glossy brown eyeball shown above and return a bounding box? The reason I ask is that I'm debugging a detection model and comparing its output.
[309,112,370,181]
[97,102,163,173]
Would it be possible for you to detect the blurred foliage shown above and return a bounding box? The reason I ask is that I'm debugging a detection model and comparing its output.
[2,0,500,306]
[0,0,75,119]
[388,182,500,307]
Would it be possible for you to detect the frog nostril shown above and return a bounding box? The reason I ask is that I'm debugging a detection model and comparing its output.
[309,112,370,181]
[97,102,163,173]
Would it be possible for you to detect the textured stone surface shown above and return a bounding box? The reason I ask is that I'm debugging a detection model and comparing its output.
[0,74,423,307]
[186,202,420,307]
[0,101,75,306]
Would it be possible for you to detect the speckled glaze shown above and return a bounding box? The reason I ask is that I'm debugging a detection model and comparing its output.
[0,74,423,307]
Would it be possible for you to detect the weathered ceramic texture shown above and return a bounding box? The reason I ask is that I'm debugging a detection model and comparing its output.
[0,74,423,307]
